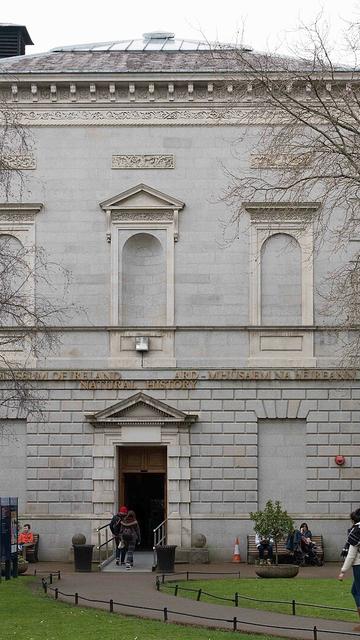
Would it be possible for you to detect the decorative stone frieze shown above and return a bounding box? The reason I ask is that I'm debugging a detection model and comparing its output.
[1,152,36,170]
[111,211,174,222]
[251,152,312,169]
[15,107,289,127]
[112,154,175,169]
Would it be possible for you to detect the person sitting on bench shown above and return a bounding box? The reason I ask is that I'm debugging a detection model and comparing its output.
[255,531,274,565]
[18,523,34,560]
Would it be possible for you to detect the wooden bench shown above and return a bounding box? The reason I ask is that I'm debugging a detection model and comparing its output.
[247,535,324,564]
[23,534,40,563]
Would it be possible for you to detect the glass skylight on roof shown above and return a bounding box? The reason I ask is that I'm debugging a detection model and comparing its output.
[110,40,132,50]
[162,39,180,50]
[50,33,240,53]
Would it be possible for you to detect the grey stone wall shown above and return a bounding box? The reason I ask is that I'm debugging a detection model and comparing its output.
[0,420,27,512]
[4,375,358,560]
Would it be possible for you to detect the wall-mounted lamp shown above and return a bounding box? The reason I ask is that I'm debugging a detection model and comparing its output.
[335,455,345,466]
[135,336,149,352]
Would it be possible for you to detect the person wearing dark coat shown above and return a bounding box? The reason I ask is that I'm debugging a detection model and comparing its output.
[338,508,360,631]
[109,505,128,566]
[299,522,313,553]
[120,510,141,570]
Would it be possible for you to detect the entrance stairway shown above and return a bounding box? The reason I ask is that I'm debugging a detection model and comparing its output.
[96,518,168,572]
[101,551,154,573]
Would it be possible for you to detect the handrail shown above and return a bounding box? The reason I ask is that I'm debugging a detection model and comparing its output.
[153,518,167,568]
[96,522,116,569]
[97,536,115,550]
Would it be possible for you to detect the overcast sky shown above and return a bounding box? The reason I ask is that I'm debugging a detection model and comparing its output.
[3,0,360,60]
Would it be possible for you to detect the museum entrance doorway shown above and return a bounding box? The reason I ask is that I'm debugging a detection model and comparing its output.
[118,446,166,549]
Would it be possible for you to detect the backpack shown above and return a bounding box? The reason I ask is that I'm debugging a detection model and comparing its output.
[109,515,122,536]
[121,524,133,542]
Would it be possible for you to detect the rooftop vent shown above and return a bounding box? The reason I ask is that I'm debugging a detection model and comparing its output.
[143,31,175,41]
[0,23,33,58]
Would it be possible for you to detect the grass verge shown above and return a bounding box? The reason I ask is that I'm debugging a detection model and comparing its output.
[0,576,284,640]
[171,577,357,622]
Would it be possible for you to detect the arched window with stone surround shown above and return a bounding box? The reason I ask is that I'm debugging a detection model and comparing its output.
[260,232,302,326]
[121,232,166,326]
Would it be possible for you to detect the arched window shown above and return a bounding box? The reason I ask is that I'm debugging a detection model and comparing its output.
[122,233,166,326]
[261,233,302,325]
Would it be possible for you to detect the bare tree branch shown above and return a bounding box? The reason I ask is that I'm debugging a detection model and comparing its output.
[218,21,360,364]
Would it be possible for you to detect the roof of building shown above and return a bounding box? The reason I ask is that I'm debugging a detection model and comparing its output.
[0,31,344,75]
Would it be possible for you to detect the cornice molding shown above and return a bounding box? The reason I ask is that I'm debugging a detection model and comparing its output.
[0,203,43,215]
[243,202,321,222]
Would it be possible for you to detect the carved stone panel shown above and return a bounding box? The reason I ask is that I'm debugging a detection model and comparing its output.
[250,152,312,169]
[2,153,36,170]
[112,154,175,169]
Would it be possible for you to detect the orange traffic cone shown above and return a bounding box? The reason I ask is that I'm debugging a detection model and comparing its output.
[232,537,241,563]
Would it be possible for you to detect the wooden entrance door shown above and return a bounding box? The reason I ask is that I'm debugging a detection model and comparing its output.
[118,446,167,548]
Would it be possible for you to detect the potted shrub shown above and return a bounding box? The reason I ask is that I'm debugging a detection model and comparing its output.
[250,500,298,578]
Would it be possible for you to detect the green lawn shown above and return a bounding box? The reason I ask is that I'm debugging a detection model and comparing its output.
[170,578,357,622]
[0,577,284,640]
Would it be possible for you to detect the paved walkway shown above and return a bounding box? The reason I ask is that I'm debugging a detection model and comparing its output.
[34,560,360,640]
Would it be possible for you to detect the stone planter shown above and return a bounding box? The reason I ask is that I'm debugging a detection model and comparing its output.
[255,564,299,579]
[17,557,29,574]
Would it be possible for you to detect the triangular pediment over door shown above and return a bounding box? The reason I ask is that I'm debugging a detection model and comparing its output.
[99,183,185,212]
[84,392,197,427]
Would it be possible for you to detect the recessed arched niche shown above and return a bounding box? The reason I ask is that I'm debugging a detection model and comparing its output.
[99,184,184,367]
[0,203,43,364]
[122,232,166,326]
[243,202,319,366]
[261,232,302,326]
[0,234,25,325]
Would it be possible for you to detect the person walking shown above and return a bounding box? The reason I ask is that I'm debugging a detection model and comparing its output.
[109,506,128,566]
[338,508,360,631]
[120,509,141,570]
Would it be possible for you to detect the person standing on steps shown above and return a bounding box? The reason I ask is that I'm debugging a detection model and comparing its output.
[338,508,360,631]
[109,505,128,566]
[120,509,141,570]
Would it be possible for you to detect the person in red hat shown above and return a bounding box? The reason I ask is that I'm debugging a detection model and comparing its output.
[109,506,128,566]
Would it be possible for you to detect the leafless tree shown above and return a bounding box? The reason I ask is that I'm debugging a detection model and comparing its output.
[220,19,360,364]
[0,235,73,418]
[0,95,31,199]
[0,102,73,420]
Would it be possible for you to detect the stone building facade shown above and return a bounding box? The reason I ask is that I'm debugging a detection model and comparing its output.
[0,31,358,560]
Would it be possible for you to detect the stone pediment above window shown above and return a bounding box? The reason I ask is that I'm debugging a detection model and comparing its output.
[99,183,185,242]
[84,392,197,426]
[0,202,43,220]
